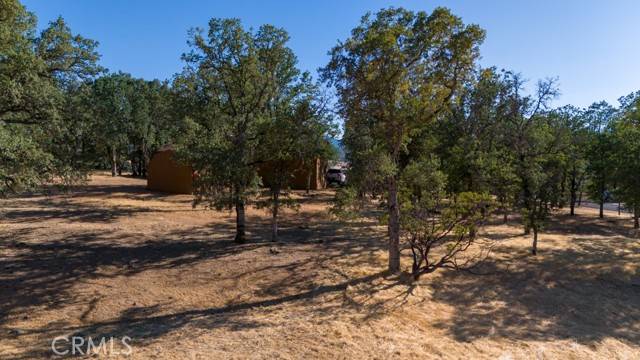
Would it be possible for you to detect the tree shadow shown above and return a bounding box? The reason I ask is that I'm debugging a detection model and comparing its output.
[0,223,269,328]
[0,217,399,359]
[428,236,640,346]
[8,270,393,359]
[68,183,194,204]
[6,179,638,358]
[545,211,636,238]
[1,198,158,223]
[0,184,403,359]
[0,181,196,224]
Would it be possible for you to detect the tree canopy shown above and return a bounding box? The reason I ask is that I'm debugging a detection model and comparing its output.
[1,0,101,194]
[322,7,486,272]
[3,0,640,277]
[175,18,329,243]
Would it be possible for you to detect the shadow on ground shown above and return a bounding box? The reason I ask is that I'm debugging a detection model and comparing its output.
[429,236,640,346]
[1,182,639,358]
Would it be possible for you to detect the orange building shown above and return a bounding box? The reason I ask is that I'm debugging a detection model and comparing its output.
[146,146,193,194]
[147,146,326,193]
[258,158,327,191]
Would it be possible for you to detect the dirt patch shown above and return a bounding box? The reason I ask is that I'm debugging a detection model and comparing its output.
[0,173,638,359]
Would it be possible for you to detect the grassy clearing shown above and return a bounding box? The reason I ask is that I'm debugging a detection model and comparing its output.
[0,173,638,359]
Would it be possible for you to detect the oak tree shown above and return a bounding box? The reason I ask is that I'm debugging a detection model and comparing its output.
[176,18,301,243]
[322,7,485,272]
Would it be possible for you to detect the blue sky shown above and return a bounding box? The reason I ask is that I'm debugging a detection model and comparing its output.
[22,0,640,108]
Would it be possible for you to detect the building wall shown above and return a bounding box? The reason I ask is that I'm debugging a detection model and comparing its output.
[258,158,327,190]
[148,149,326,193]
[146,149,193,194]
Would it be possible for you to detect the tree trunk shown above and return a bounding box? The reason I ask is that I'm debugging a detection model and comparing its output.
[578,191,583,206]
[569,174,577,216]
[111,146,117,177]
[387,176,401,273]
[142,150,149,178]
[235,198,246,243]
[522,170,531,235]
[559,169,567,208]
[271,189,279,242]
[501,197,508,223]
[599,200,604,219]
[634,207,639,229]
[134,148,142,177]
[306,171,311,195]
[531,225,538,255]
[132,157,138,177]
[141,139,148,178]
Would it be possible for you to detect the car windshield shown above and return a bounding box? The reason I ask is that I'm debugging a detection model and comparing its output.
[328,169,342,174]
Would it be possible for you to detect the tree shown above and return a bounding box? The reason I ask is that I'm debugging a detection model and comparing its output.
[500,72,564,255]
[127,79,174,177]
[257,75,336,241]
[398,154,494,279]
[176,18,301,243]
[404,192,493,279]
[436,68,518,222]
[584,101,617,218]
[1,0,101,195]
[612,94,640,228]
[322,7,485,272]
[90,73,135,176]
[554,106,589,216]
[84,74,175,177]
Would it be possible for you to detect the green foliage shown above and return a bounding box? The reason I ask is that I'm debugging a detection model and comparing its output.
[89,73,134,172]
[552,105,589,213]
[4,0,640,263]
[611,95,640,224]
[175,18,305,242]
[399,156,447,213]
[329,187,361,221]
[0,127,51,195]
[322,7,486,271]
[398,156,492,239]
[34,16,102,86]
[258,73,336,191]
[494,72,567,252]
[323,7,485,182]
[0,0,101,195]
[255,73,337,240]
[405,190,494,279]
[584,101,617,211]
[436,68,519,209]
[177,18,295,202]
[86,73,174,176]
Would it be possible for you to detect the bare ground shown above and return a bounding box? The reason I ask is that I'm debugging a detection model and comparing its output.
[0,173,638,359]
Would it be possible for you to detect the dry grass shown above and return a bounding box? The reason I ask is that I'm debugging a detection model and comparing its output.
[0,173,638,359]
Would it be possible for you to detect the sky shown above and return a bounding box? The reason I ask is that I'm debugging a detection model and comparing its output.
[22,0,640,108]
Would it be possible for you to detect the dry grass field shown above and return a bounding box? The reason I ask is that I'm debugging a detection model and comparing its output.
[0,173,639,359]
